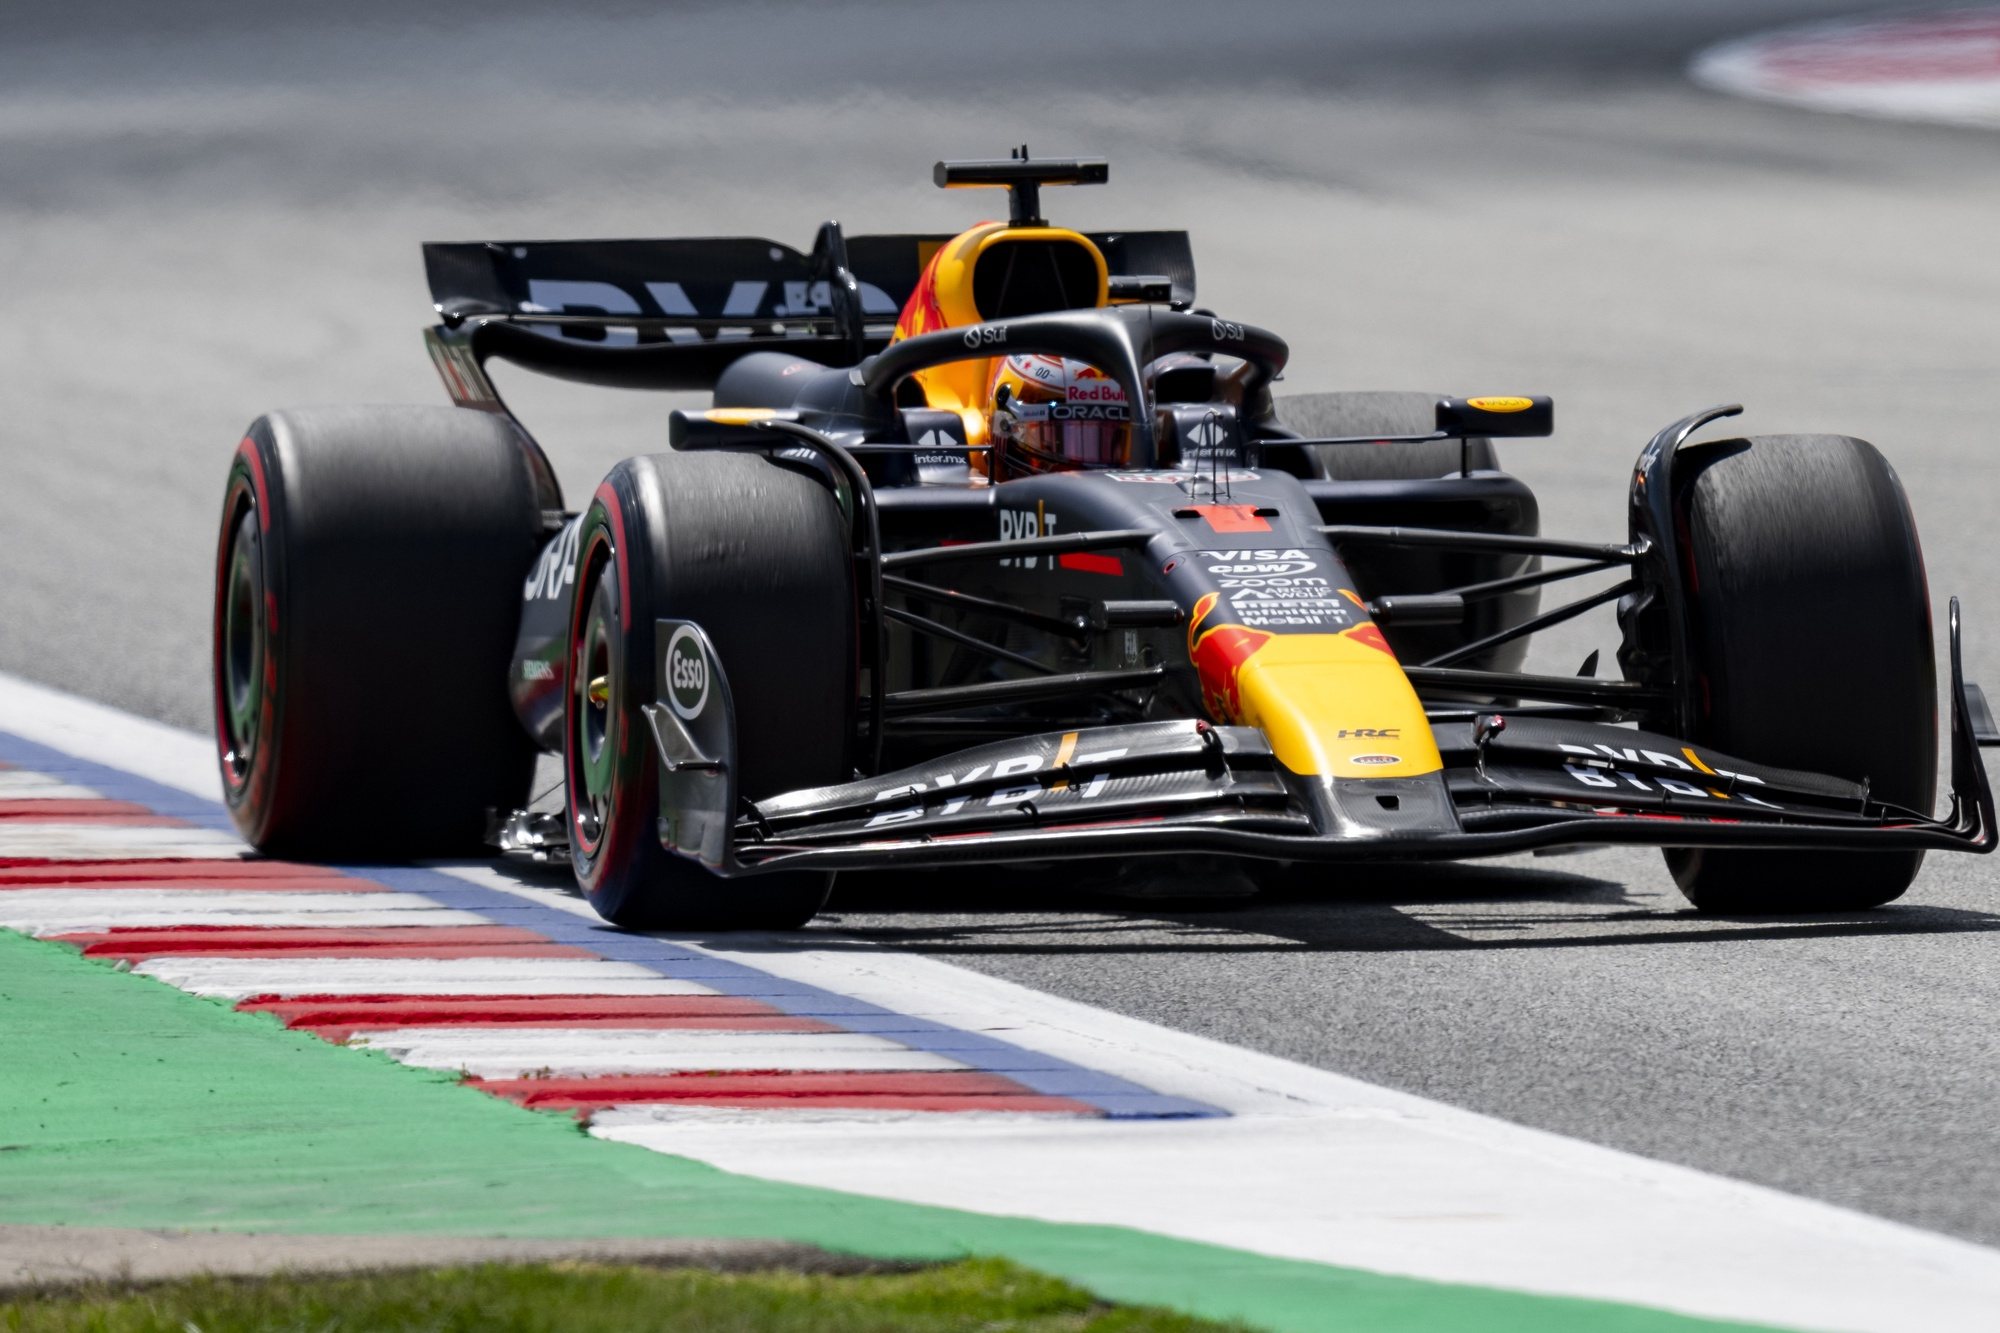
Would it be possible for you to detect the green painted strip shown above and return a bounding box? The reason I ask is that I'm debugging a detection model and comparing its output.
[0,931,1792,1332]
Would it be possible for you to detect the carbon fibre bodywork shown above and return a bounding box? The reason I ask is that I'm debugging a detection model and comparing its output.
[450,163,1992,893]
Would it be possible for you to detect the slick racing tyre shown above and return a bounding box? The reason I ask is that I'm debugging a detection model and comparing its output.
[214,407,543,855]
[565,451,854,929]
[1666,434,1935,912]
[1276,390,1497,481]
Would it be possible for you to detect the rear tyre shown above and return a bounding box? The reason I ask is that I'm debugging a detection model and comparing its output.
[213,407,543,856]
[565,451,853,930]
[1276,390,1496,481]
[1665,434,1935,912]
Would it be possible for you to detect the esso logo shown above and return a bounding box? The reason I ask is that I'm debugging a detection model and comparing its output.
[665,625,709,720]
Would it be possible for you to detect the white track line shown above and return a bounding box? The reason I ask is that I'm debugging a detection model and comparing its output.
[596,1106,1091,1127]
[134,955,719,1001]
[597,936,2000,1333]
[0,824,248,858]
[0,773,103,799]
[11,672,2000,1330]
[0,674,223,802]
[352,1028,963,1077]
[0,891,481,935]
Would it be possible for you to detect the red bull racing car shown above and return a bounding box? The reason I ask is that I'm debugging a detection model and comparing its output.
[212,151,1998,929]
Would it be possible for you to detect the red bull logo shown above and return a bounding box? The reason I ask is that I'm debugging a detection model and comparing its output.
[1343,623,1396,657]
[1187,592,1274,721]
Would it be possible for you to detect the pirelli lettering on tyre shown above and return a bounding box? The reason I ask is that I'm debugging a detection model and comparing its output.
[664,625,709,720]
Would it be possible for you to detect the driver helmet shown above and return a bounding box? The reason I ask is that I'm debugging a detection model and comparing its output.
[988,354,1131,478]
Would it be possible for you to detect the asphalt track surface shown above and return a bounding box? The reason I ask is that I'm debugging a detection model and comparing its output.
[6,0,2000,1253]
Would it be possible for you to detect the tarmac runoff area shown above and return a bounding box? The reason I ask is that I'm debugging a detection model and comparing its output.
[9,675,2000,1331]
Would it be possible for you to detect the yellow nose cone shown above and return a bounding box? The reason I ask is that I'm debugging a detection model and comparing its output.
[1209,630,1441,778]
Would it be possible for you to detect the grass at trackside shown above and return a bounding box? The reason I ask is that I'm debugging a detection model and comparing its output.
[0,928,1793,1333]
[0,1257,1247,1333]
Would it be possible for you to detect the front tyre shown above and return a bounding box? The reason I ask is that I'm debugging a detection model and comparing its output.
[565,452,853,930]
[1666,434,1935,912]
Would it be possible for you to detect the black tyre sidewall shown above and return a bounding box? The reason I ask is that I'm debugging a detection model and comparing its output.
[214,444,286,843]
[213,409,542,856]
[565,456,853,930]
[1668,434,1935,911]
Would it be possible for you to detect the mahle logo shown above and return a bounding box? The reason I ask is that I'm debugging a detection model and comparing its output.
[665,625,709,720]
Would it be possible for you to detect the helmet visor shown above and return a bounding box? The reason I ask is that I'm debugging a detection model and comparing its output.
[1007,401,1131,470]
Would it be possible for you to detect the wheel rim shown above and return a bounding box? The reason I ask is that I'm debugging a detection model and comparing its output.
[571,572,617,858]
[219,504,264,787]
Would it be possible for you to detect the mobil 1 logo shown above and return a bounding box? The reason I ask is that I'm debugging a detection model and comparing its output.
[663,624,709,720]
[1196,547,1355,629]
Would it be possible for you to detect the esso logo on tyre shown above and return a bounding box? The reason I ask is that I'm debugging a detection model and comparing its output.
[665,625,709,720]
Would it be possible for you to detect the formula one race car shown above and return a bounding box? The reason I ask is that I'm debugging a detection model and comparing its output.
[211,151,1997,929]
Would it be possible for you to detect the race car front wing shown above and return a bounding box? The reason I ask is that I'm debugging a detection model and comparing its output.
[642,603,1996,876]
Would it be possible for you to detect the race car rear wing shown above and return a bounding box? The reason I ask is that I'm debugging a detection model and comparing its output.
[421,224,1196,396]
